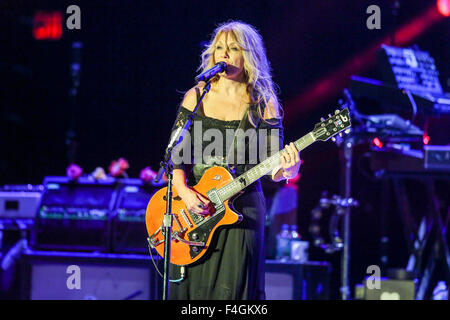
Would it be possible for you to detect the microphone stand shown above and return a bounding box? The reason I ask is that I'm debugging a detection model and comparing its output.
[336,89,359,300]
[339,135,354,300]
[153,81,212,300]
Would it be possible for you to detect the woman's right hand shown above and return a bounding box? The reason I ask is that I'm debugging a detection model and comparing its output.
[177,186,211,216]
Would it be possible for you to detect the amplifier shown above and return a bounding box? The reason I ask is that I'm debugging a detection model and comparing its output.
[31,176,119,252]
[356,279,416,300]
[20,250,162,300]
[424,145,450,170]
[0,185,43,219]
[111,179,159,254]
[265,260,331,300]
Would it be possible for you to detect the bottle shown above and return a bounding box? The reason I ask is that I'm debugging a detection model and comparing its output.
[276,224,291,261]
[290,225,309,262]
[432,281,448,300]
[290,225,301,240]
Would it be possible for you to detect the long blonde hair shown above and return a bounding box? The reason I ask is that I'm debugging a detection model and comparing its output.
[199,20,283,126]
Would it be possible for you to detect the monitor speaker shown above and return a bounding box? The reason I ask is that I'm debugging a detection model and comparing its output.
[20,250,162,300]
[264,260,331,300]
[362,279,415,300]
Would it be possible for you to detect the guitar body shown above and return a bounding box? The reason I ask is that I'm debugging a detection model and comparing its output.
[145,166,242,266]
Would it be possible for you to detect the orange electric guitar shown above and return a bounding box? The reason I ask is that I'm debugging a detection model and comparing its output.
[146,108,351,266]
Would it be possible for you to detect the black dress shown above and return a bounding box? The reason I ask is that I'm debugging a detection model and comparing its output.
[168,98,283,300]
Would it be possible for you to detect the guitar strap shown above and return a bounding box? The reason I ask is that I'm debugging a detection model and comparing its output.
[226,103,263,176]
[194,87,265,177]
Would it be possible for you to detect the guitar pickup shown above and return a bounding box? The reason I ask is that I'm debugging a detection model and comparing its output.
[173,232,205,247]
[206,188,224,213]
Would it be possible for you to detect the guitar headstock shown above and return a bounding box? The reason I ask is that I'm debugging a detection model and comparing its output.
[313,108,351,142]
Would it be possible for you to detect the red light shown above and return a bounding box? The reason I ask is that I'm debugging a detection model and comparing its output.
[372,137,383,148]
[33,11,63,40]
[423,135,431,145]
[437,0,450,16]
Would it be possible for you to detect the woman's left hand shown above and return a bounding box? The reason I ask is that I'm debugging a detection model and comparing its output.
[280,142,301,179]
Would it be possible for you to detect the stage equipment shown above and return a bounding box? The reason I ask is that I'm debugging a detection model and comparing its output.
[0,185,43,219]
[350,75,450,116]
[321,91,365,300]
[355,279,415,300]
[424,145,450,170]
[31,176,119,252]
[355,268,416,300]
[110,178,159,254]
[369,146,450,299]
[338,85,450,299]
[351,45,450,116]
[265,260,331,300]
[377,44,443,95]
[346,46,450,297]
[0,185,41,293]
[330,85,422,299]
[333,44,449,299]
[195,62,227,82]
[20,250,162,300]
[370,145,450,176]
[310,193,359,254]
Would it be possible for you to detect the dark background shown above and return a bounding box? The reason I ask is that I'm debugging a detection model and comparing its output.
[1,0,449,299]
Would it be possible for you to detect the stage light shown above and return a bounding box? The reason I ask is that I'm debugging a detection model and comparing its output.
[32,11,63,40]
[423,134,431,145]
[437,0,450,17]
[372,137,383,148]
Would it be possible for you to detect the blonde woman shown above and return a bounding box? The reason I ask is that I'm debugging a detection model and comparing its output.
[169,21,301,300]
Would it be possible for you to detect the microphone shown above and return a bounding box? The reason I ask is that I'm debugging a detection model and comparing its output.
[195,62,227,82]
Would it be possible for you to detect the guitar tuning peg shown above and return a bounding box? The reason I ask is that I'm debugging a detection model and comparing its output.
[345,129,351,134]
[335,110,340,114]
[331,137,336,142]
[338,132,343,137]
[320,117,325,121]
[328,114,332,118]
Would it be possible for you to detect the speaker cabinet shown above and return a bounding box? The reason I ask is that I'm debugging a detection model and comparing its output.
[264,260,331,300]
[362,279,415,300]
[32,177,119,252]
[20,250,162,300]
[111,179,158,254]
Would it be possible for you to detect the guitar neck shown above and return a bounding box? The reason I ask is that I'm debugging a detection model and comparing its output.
[217,132,316,201]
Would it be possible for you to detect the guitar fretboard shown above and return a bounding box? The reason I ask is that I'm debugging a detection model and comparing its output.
[216,132,316,201]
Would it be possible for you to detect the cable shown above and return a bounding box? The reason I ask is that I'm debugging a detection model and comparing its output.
[147,237,186,283]
[147,240,163,278]
[170,266,186,283]
[403,89,418,123]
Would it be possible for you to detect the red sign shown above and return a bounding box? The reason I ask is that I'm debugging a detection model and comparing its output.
[33,11,63,40]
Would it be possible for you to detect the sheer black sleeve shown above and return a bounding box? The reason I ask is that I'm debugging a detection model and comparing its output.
[167,106,194,172]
